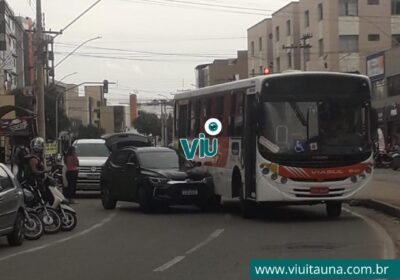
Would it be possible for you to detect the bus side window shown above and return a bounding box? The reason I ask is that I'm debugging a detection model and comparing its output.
[190,99,200,137]
[230,92,244,137]
[178,103,189,138]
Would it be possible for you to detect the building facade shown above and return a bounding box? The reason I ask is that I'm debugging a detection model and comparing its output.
[62,83,90,128]
[367,46,400,146]
[100,105,130,134]
[195,50,248,88]
[85,85,106,127]
[247,18,273,77]
[273,2,301,73]
[247,0,400,74]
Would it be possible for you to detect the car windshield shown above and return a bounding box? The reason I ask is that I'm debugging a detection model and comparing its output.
[258,100,370,156]
[138,151,179,169]
[75,143,109,157]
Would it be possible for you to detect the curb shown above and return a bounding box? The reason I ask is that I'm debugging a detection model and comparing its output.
[355,199,400,219]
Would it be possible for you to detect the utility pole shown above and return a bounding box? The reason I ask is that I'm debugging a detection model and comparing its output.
[300,33,313,71]
[35,0,46,139]
[282,33,313,71]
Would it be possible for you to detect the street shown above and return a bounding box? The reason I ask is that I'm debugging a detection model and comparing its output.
[0,176,399,280]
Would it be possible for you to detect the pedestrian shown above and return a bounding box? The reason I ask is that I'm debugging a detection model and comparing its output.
[14,144,30,182]
[64,146,79,204]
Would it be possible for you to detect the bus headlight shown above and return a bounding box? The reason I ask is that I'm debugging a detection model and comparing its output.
[271,173,278,181]
[280,177,288,184]
[365,166,372,174]
[351,176,358,183]
[262,167,269,175]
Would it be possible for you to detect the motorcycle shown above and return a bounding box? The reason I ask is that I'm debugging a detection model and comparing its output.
[46,173,77,231]
[374,145,400,170]
[21,180,62,234]
[22,188,44,240]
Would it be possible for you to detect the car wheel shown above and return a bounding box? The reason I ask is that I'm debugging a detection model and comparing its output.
[326,201,342,218]
[138,186,153,213]
[7,211,24,246]
[101,183,117,210]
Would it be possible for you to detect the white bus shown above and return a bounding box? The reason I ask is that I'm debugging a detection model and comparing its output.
[173,72,374,218]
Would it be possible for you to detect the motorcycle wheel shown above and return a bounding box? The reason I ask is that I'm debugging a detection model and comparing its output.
[60,210,77,231]
[38,207,62,234]
[392,158,400,171]
[24,212,44,240]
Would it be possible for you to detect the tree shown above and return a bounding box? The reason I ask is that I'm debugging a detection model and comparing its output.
[44,86,70,141]
[133,111,161,136]
[75,124,105,139]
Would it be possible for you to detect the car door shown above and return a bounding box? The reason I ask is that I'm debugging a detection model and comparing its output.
[121,151,139,201]
[109,150,129,199]
[0,166,18,232]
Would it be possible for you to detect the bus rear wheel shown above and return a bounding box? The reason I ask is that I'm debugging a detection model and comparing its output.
[326,201,342,218]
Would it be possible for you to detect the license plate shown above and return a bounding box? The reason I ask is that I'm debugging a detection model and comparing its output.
[182,189,198,196]
[310,187,329,194]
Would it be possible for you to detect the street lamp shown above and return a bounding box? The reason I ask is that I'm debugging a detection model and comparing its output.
[55,36,102,68]
[57,72,78,84]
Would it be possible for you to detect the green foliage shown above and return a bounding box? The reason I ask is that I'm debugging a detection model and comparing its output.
[75,124,105,139]
[133,111,161,136]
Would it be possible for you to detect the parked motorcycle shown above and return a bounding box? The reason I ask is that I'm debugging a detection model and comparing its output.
[21,180,62,234]
[22,188,44,240]
[46,174,77,231]
[374,146,400,170]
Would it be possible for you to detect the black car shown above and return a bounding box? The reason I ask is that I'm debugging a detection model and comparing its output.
[100,147,218,212]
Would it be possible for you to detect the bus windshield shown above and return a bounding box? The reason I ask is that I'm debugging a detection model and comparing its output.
[258,100,370,157]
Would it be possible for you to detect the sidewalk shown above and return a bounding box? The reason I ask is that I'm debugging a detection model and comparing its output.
[359,169,400,218]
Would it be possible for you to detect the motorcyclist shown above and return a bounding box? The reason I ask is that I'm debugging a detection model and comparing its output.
[26,137,47,185]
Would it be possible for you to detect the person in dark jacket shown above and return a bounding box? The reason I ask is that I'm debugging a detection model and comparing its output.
[64,146,79,204]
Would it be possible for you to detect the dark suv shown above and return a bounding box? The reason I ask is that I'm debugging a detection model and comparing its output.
[100,147,216,212]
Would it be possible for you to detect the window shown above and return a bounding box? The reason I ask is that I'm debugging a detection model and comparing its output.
[251,69,255,76]
[368,34,380,41]
[387,74,400,97]
[392,0,400,15]
[268,33,273,40]
[177,103,189,138]
[304,47,310,62]
[287,52,292,68]
[276,57,281,72]
[229,92,244,136]
[318,3,323,20]
[190,99,200,136]
[339,0,358,16]
[305,10,310,27]
[339,35,359,52]
[286,20,291,36]
[368,0,379,4]
[319,39,324,57]
[392,34,400,47]
[259,37,262,51]
[259,66,263,75]
[0,167,13,191]
[250,41,254,57]
[275,26,280,42]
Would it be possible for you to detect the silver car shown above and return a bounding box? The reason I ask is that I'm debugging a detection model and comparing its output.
[0,163,25,246]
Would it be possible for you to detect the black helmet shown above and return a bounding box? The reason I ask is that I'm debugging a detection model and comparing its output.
[30,137,44,154]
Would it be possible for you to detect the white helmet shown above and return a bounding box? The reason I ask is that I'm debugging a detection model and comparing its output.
[30,137,44,154]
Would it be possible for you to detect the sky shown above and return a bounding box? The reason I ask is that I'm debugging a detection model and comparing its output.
[9,0,292,103]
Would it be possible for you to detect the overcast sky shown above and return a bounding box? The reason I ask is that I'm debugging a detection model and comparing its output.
[10,0,292,103]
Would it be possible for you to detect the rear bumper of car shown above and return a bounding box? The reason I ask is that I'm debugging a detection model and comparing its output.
[152,180,213,205]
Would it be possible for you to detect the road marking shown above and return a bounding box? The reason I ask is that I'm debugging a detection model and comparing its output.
[185,228,225,255]
[153,256,186,272]
[154,228,225,272]
[344,208,396,259]
[0,212,116,262]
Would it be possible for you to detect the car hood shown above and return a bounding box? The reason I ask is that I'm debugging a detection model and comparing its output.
[141,168,188,180]
[78,157,108,166]
[141,167,211,181]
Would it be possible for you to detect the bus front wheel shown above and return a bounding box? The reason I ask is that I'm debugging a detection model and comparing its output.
[326,201,342,218]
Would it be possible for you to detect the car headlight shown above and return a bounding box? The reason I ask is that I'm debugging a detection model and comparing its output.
[149,177,169,186]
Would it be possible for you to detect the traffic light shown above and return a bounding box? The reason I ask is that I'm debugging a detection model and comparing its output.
[263,67,271,75]
[103,80,109,93]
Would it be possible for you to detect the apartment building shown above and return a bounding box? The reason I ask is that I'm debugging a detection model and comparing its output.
[85,85,106,127]
[100,105,130,134]
[272,2,301,72]
[247,18,273,77]
[195,50,248,88]
[367,46,400,145]
[247,0,400,74]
